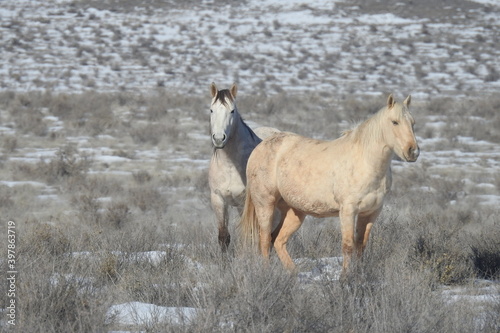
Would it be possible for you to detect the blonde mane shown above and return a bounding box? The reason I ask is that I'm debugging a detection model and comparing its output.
[341,106,386,147]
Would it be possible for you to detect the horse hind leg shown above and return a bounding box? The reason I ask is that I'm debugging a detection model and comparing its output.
[273,207,305,271]
[270,199,289,244]
[253,202,276,262]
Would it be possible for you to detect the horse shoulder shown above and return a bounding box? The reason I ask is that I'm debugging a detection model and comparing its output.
[325,141,389,208]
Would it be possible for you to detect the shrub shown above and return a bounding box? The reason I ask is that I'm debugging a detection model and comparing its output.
[2,135,17,152]
[133,170,152,184]
[28,144,93,185]
[130,123,166,145]
[18,270,108,332]
[10,102,48,136]
[469,228,500,280]
[71,192,102,225]
[407,216,473,284]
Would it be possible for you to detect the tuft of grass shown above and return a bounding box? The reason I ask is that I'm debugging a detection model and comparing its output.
[104,202,130,229]
[71,192,102,225]
[23,223,72,256]
[98,252,120,283]
[128,185,166,214]
[2,135,17,152]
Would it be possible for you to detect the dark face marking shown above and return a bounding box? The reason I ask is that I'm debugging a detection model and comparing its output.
[213,89,234,107]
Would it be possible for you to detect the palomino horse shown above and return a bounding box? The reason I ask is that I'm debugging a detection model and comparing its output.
[240,94,419,271]
[209,82,279,251]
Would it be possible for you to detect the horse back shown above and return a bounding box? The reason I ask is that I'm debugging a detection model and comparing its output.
[253,126,280,140]
[247,132,334,210]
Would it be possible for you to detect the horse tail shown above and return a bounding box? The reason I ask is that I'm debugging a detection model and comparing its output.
[239,190,259,250]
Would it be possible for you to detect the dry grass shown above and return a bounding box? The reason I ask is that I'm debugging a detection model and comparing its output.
[0,91,498,332]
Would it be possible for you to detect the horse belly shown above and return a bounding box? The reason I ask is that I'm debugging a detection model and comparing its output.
[274,139,340,217]
[278,173,339,217]
[287,192,339,217]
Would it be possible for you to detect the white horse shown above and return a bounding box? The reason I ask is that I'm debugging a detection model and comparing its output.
[209,82,279,251]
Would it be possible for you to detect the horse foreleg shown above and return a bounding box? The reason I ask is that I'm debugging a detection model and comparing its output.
[340,205,358,271]
[355,209,380,258]
[355,218,373,257]
[211,193,230,252]
[273,207,305,271]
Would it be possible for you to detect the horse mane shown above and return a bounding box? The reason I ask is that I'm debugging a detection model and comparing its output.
[239,116,260,143]
[341,106,387,147]
[214,89,234,107]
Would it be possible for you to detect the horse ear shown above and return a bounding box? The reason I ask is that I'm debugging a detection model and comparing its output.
[403,95,411,108]
[210,82,218,98]
[230,83,238,98]
[387,94,395,108]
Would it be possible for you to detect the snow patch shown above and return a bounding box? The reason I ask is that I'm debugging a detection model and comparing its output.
[106,302,199,327]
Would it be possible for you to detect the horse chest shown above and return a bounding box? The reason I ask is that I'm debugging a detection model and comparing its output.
[210,162,245,200]
[330,168,390,213]
[357,190,385,213]
[355,177,390,213]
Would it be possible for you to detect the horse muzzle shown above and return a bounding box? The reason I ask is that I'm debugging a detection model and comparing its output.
[405,145,420,162]
[212,133,227,149]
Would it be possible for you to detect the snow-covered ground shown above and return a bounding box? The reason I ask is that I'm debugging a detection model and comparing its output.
[1,0,499,97]
[106,301,198,327]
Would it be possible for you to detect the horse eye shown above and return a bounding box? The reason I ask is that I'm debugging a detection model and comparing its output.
[231,109,235,114]
[392,120,399,126]
[210,109,213,113]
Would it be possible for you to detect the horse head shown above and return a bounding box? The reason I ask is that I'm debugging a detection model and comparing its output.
[210,82,239,149]
[383,94,420,162]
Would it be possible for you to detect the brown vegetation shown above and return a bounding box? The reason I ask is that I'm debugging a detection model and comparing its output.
[0,90,498,332]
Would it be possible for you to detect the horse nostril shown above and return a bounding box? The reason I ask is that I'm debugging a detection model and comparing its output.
[222,134,227,141]
[408,145,419,160]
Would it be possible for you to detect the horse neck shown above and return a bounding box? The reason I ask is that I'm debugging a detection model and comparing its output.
[219,114,261,171]
[352,112,394,170]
